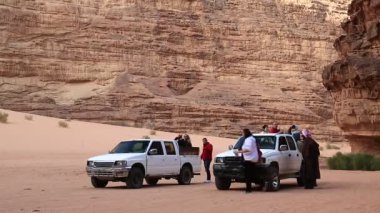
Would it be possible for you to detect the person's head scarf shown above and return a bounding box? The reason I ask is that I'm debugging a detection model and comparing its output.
[302,129,312,138]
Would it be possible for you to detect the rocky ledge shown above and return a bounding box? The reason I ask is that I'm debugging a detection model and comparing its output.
[323,0,380,155]
[0,0,351,142]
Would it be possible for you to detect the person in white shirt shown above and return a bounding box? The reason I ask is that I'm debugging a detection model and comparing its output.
[235,128,259,193]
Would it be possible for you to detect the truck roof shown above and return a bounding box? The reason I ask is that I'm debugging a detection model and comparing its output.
[253,133,293,137]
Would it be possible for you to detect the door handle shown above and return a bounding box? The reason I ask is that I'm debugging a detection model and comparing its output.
[288,154,291,157]
[297,154,299,157]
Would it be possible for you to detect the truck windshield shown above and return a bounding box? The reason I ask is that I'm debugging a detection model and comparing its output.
[255,136,276,149]
[110,141,150,153]
[233,136,276,150]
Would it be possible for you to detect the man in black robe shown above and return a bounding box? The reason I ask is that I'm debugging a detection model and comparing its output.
[300,129,320,189]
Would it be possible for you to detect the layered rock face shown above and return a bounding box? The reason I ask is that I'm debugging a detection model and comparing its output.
[0,0,351,141]
[323,0,380,154]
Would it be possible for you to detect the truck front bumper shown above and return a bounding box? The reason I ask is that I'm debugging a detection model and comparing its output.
[213,163,271,181]
[86,167,131,179]
[213,163,245,179]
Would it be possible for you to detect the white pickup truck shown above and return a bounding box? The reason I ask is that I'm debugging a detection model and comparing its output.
[86,139,201,189]
[213,133,303,191]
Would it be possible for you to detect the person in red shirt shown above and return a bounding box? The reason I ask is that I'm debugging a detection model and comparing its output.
[200,138,213,183]
[268,122,281,133]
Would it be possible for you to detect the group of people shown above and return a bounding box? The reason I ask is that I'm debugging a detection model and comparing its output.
[260,122,281,134]
[174,134,193,148]
[179,125,320,191]
[262,123,301,142]
[174,134,214,183]
[239,127,320,192]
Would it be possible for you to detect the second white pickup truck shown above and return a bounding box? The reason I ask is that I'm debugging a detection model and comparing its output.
[86,139,201,189]
[213,133,303,191]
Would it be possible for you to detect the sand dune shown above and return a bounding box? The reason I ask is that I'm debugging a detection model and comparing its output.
[0,109,378,213]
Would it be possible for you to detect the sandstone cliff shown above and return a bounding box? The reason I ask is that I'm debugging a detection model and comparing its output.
[323,0,380,154]
[0,0,351,142]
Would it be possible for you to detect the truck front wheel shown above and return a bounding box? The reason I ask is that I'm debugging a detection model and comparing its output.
[91,177,108,188]
[178,166,192,185]
[215,177,231,190]
[127,167,144,189]
[263,166,280,192]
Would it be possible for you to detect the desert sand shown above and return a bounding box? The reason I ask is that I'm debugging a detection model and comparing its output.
[0,109,379,213]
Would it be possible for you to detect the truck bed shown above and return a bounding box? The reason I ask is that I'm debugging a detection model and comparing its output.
[179,147,199,155]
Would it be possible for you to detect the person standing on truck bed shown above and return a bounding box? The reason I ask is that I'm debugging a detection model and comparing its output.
[201,138,213,183]
[260,125,269,134]
[175,134,189,148]
[183,134,193,147]
[234,129,259,193]
[269,122,281,133]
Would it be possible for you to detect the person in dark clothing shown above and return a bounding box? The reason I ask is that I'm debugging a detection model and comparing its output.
[288,125,301,142]
[287,125,296,134]
[200,138,213,183]
[183,134,192,147]
[300,129,320,189]
[175,134,188,148]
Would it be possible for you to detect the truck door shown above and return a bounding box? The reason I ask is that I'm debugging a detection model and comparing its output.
[163,141,180,175]
[286,136,302,173]
[146,141,165,176]
[277,136,291,174]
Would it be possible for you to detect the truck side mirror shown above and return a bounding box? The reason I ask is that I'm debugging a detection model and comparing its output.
[279,145,288,151]
[148,149,158,155]
[228,145,233,150]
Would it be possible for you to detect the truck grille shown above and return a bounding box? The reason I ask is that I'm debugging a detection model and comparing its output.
[94,162,114,167]
[224,157,243,164]
[92,170,113,176]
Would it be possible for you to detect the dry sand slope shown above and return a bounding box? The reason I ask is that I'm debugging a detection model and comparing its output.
[0,109,379,213]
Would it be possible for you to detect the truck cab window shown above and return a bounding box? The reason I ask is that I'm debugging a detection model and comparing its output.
[286,136,296,150]
[164,141,176,155]
[279,136,288,150]
[149,141,164,155]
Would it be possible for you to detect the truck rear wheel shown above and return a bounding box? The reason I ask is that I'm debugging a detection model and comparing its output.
[263,166,280,192]
[127,167,144,189]
[178,166,192,185]
[91,177,108,188]
[215,177,231,190]
[145,177,159,186]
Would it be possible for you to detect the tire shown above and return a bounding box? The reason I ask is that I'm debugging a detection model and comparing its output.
[91,177,108,188]
[177,166,192,185]
[145,177,159,186]
[263,166,280,192]
[127,167,144,189]
[215,176,231,190]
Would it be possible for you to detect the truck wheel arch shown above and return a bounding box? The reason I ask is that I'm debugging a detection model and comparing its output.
[178,163,193,185]
[181,163,193,175]
[131,163,145,176]
[269,162,279,171]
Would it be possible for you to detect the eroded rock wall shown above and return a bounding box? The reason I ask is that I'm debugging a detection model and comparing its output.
[323,0,380,154]
[0,0,351,141]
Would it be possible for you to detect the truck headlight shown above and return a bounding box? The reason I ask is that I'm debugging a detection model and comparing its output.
[114,160,127,167]
[87,161,95,167]
[215,157,224,163]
